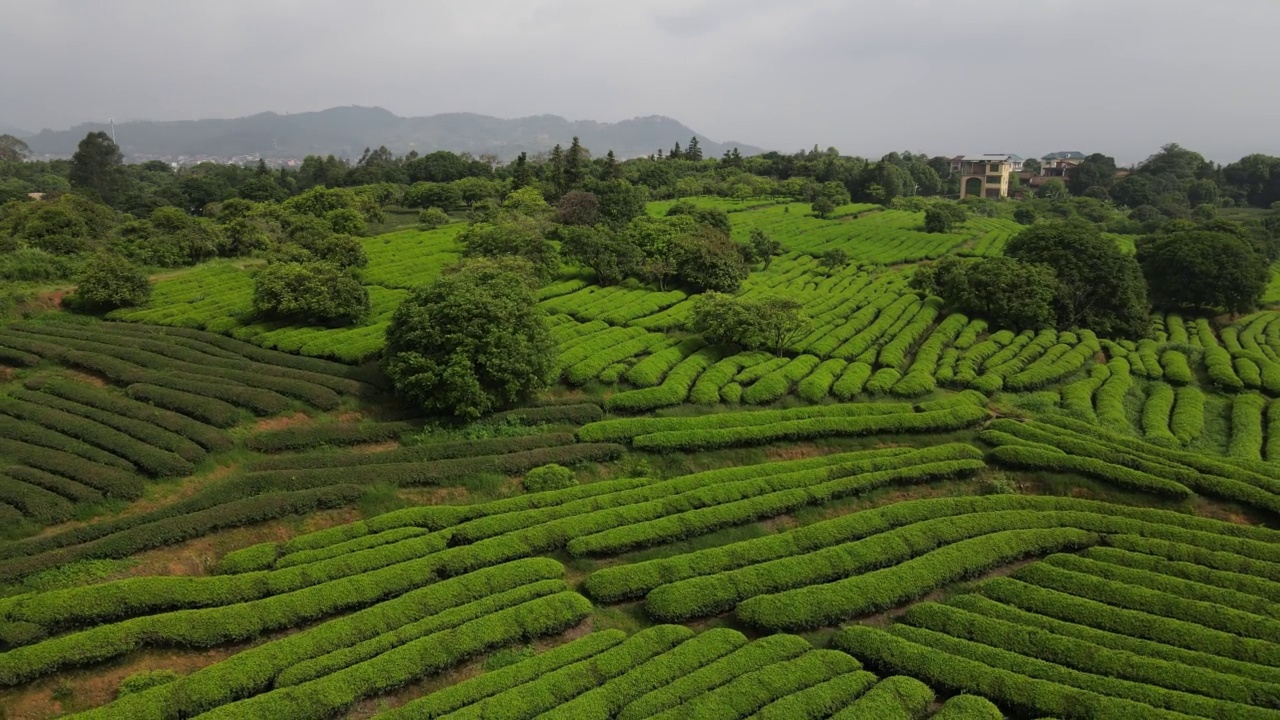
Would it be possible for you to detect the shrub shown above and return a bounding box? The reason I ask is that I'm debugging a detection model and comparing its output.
[125,383,240,428]
[418,207,450,229]
[525,464,576,493]
[796,359,847,402]
[1228,392,1266,461]
[1160,350,1193,385]
[1170,385,1205,445]
[831,362,873,400]
[488,403,603,427]
[829,675,934,720]
[742,354,821,404]
[626,339,706,388]
[117,669,179,697]
[70,254,151,311]
[605,348,721,412]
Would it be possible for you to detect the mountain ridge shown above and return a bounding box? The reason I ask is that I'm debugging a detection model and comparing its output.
[20,106,766,161]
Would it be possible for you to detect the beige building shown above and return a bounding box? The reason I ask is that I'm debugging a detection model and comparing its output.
[951,154,1022,199]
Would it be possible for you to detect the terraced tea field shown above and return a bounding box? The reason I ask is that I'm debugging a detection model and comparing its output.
[0,197,1276,718]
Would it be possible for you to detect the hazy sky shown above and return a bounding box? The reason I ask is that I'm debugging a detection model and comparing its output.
[3,0,1278,163]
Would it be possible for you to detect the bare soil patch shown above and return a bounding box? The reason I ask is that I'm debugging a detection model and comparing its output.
[254,412,311,432]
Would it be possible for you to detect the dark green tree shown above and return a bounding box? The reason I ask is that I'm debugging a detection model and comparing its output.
[914,256,1056,329]
[749,228,782,268]
[1137,230,1266,314]
[1067,153,1117,196]
[69,132,128,206]
[252,261,370,325]
[1006,221,1150,337]
[458,217,559,281]
[670,226,749,293]
[559,225,642,285]
[924,204,968,233]
[382,257,556,420]
[819,248,849,275]
[811,196,836,219]
[564,137,588,192]
[686,136,703,162]
[71,253,151,311]
[601,150,622,181]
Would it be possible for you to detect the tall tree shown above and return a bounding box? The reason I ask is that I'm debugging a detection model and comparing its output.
[382,257,556,420]
[686,136,703,162]
[511,152,533,189]
[1137,230,1266,314]
[69,132,128,206]
[1006,222,1149,337]
[0,134,30,163]
[1068,153,1118,196]
[564,137,588,192]
[601,150,621,181]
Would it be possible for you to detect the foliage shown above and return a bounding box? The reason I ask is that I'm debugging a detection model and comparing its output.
[1006,221,1150,337]
[669,226,748,293]
[924,203,968,233]
[524,464,577,492]
[252,261,370,325]
[690,292,809,355]
[559,225,642,285]
[382,257,556,420]
[914,256,1056,330]
[459,216,559,281]
[1137,230,1267,313]
[70,253,151,311]
[418,207,450,229]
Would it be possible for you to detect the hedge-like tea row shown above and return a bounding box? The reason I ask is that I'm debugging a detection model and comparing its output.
[1141,384,1177,447]
[743,354,822,404]
[830,295,920,361]
[1005,336,1097,392]
[877,297,943,369]
[0,485,361,583]
[250,433,575,472]
[7,325,344,409]
[865,367,903,394]
[0,396,194,478]
[615,634,814,720]
[929,694,1004,720]
[243,443,624,491]
[124,383,241,428]
[1134,339,1164,380]
[605,348,721,412]
[625,338,706,388]
[834,626,1187,720]
[273,578,574,687]
[2,532,451,631]
[2,553,563,688]
[586,492,1274,605]
[981,576,1280,670]
[648,650,864,720]
[0,438,141,499]
[563,332,666,385]
[630,403,989,451]
[17,379,209,456]
[194,592,591,720]
[567,452,986,558]
[531,627,749,720]
[1033,413,1280,512]
[0,477,74,524]
[828,675,933,720]
[797,358,849,402]
[1161,350,1194,385]
[953,329,1014,385]
[688,352,769,404]
[735,528,1097,630]
[948,592,1280,686]
[1059,362,1109,421]
[902,601,1279,711]
[0,345,39,367]
[746,671,879,720]
[446,448,911,546]
[1047,551,1280,617]
[97,321,375,382]
[1094,357,1132,429]
[901,312,968,378]
[1,466,102,505]
[51,349,292,416]
[488,402,604,426]
[1198,319,1245,391]
[374,630,627,719]
[832,361,874,400]
[244,420,416,453]
[1015,561,1280,644]
[986,445,1192,498]
[578,402,913,443]
[0,415,135,470]
[453,625,694,720]
[1228,392,1266,462]
[887,619,1271,720]
[43,322,370,396]
[1171,385,1205,445]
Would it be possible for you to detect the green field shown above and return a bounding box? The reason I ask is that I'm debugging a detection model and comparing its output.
[0,196,1277,718]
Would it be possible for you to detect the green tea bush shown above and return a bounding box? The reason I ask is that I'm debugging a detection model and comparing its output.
[117,669,178,697]
[525,464,576,492]
[743,354,821,404]
[1228,392,1266,461]
[831,362,874,400]
[1140,383,1178,447]
[829,675,934,720]
[1160,350,1193,385]
[244,421,415,452]
[606,348,721,412]
[796,358,847,402]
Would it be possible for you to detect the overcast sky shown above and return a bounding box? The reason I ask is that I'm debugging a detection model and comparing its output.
[3,0,1277,164]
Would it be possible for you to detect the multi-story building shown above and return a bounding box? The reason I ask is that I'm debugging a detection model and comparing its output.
[951,154,1022,199]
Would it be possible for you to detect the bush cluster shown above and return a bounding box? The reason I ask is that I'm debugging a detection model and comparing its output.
[605,348,722,412]
[244,420,414,453]
[524,464,577,493]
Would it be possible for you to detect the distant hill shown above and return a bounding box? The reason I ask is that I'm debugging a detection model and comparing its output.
[0,123,30,138]
[21,107,765,161]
